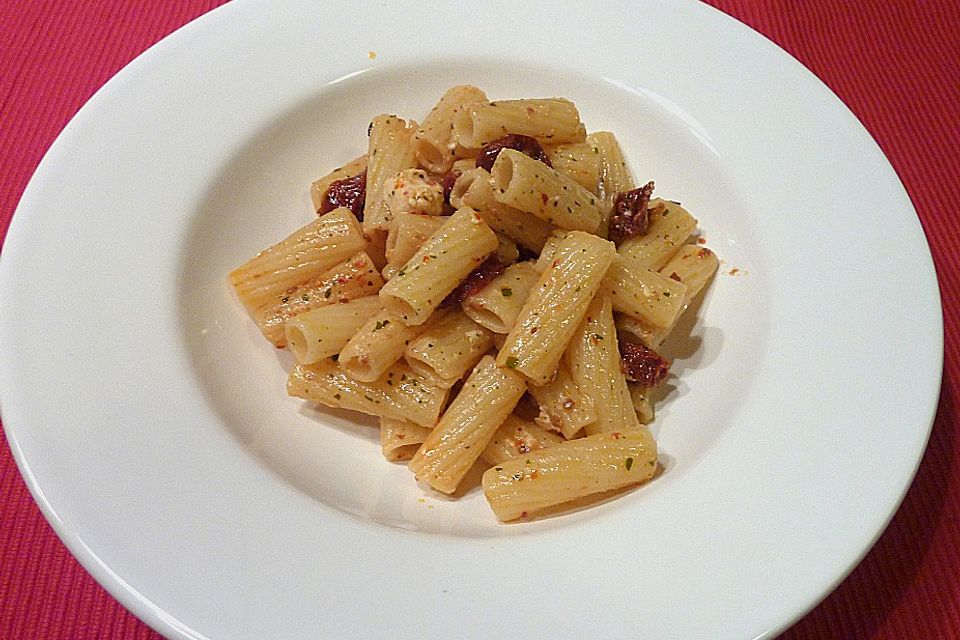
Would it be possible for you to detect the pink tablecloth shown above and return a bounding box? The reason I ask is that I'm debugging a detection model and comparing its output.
[2,1,958,637]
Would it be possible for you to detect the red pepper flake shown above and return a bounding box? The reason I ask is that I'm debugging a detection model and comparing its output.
[540,192,549,205]
[319,169,367,220]
[520,511,528,518]
[699,248,714,259]
[697,237,707,245]
[619,342,671,387]
[530,470,540,479]
[608,181,655,244]
[443,257,506,305]
[610,432,622,440]
[669,272,682,282]
[475,134,552,172]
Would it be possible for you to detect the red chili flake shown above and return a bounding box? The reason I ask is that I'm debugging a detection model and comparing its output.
[540,193,549,205]
[619,341,671,388]
[520,511,528,518]
[608,181,655,244]
[669,272,682,282]
[319,170,367,220]
[610,432,622,440]
[443,257,506,305]
[699,248,714,259]
[697,237,707,245]
[475,134,552,172]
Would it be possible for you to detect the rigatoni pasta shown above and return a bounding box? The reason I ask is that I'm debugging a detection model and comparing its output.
[496,231,616,385]
[363,115,417,232]
[482,428,658,521]
[378,206,498,325]
[490,149,603,232]
[229,86,720,522]
[460,261,539,333]
[413,85,488,173]
[403,311,494,387]
[408,356,526,494]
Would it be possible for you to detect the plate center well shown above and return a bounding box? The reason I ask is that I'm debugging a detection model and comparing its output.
[178,61,768,537]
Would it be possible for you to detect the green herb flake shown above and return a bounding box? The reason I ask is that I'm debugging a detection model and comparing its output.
[505,356,519,369]
[501,287,513,297]
[625,457,634,471]
[593,333,604,341]
[323,288,332,299]
[373,319,391,331]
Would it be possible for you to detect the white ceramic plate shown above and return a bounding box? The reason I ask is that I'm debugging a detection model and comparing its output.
[0,1,942,638]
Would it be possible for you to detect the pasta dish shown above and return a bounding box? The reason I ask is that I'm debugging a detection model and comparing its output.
[229,86,718,521]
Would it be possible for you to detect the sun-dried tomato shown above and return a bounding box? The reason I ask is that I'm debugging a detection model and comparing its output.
[439,169,461,215]
[475,134,552,172]
[608,181,655,244]
[444,257,506,305]
[619,341,670,388]
[319,170,367,220]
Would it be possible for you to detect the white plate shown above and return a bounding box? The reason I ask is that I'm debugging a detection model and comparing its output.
[0,1,942,638]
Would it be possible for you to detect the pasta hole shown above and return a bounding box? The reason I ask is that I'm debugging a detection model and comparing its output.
[285,324,309,363]
[490,151,515,192]
[453,108,476,147]
[416,141,447,173]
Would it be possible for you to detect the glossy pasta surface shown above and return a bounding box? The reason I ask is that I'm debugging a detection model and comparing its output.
[228,86,719,521]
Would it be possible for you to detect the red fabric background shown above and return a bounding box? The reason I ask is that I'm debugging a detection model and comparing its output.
[1,1,957,637]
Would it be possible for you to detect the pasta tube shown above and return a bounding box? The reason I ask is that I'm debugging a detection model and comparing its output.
[288,359,446,428]
[588,131,634,237]
[604,255,687,330]
[528,363,597,439]
[545,140,601,194]
[480,416,564,466]
[617,199,697,270]
[482,428,658,520]
[461,261,539,334]
[230,208,366,313]
[413,85,488,172]
[403,311,494,387]
[565,295,641,435]
[285,295,382,364]
[453,167,556,251]
[378,207,498,325]
[496,231,616,385]
[408,356,526,494]
[490,149,603,233]
[251,250,382,346]
[339,309,422,382]
[380,417,433,462]
[453,98,585,149]
[383,213,447,279]
[363,114,417,232]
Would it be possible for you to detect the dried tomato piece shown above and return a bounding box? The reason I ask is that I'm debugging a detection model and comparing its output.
[475,134,552,172]
[444,257,506,305]
[619,341,670,388]
[440,169,461,215]
[608,181,655,244]
[319,170,367,220]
